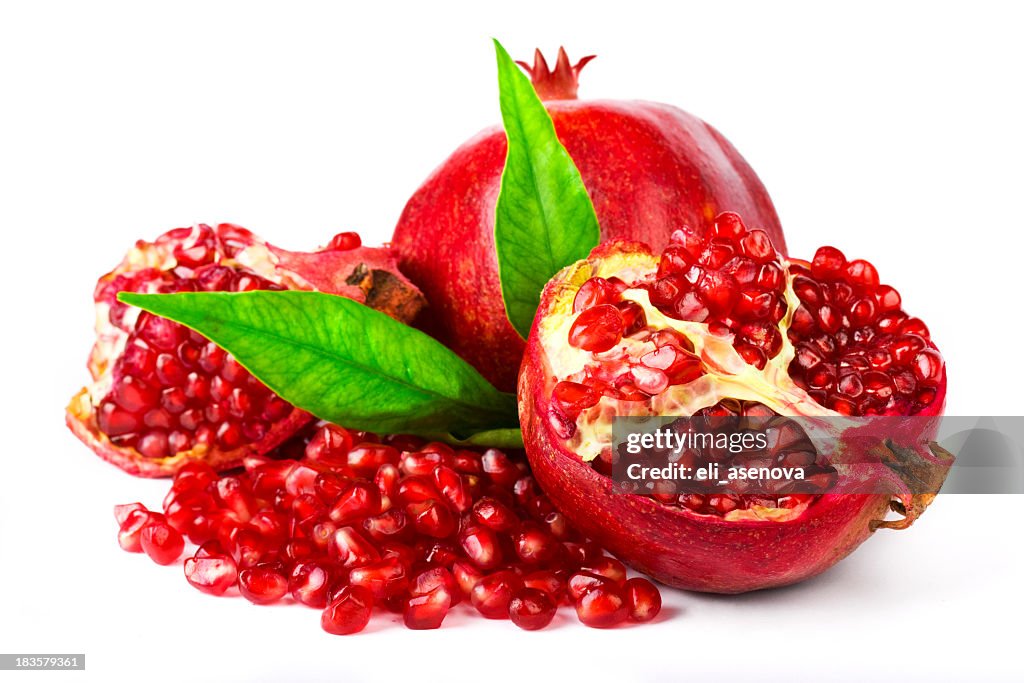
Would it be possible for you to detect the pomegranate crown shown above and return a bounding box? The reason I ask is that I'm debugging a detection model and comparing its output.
[516,47,595,101]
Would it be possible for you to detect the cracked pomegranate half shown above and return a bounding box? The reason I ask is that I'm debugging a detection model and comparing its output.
[66,224,425,477]
[519,213,950,593]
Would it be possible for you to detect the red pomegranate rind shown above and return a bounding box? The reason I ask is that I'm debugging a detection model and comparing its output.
[67,224,425,477]
[392,49,786,392]
[519,219,948,593]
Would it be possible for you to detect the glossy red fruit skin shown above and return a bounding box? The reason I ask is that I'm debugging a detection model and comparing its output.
[392,62,785,392]
[518,242,947,594]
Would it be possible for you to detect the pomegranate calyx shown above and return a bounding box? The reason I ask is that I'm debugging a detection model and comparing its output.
[516,47,596,101]
[870,440,954,531]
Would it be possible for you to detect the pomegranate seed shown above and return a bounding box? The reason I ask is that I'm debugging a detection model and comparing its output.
[568,304,625,352]
[328,527,381,568]
[184,546,238,596]
[481,449,521,488]
[348,557,409,600]
[471,570,523,619]
[552,381,601,417]
[575,584,629,628]
[509,588,557,630]
[624,577,662,622]
[114,502,146,526]
[811,246,846,279]
[407,499,457,538]
[452,560,484,597]
[458,525,503,570]
[397,475,443,505]
[523,570,567,602]
[513,526,560,565]
[289,561,332,608]
[408,567,460,605]
[362,509,409,543]
[238,565,288,604]
[573,277,617,312]
[581,556,627,585]
[329,481,382,524]
[321,585,374,635]
[472,496,520,532]
[305,424,353,467]
[326,231,362,251]
[432,465,473,513]
[568,571,615,601]
[912,348,943,382]
[215,476,256,523]
[404,586,453,630]
[347,443,400,476]
[139,521,184,565]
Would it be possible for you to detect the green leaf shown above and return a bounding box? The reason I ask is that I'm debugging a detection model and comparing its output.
[493,38,601,340]
[119,291,519,437]
[438,427,524,449]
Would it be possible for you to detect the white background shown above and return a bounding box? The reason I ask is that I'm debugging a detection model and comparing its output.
[1,1,1022,681]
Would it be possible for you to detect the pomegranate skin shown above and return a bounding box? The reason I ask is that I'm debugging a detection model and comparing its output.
[518,242,947,594]
[393,98,785,392]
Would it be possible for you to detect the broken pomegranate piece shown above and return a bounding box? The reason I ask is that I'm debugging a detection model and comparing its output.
[66,224,424,477]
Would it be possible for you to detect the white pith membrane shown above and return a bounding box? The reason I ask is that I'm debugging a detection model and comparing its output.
[538,251,849,523]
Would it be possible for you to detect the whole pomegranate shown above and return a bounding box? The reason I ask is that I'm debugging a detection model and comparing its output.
[393,48,786,392]
[66,224,425,477]
[519,212,949,593]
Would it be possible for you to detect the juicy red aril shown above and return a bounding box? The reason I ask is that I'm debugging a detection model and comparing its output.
[513,527,560,565]
[452,560,484,597]
[115,432,663,633]
[347,443,400,476]
[581,556,627,584]
[568,571,616,601]
[114,502,146,526]
[573,277,617,312]
[471,570,523,619]
[568,304,625,352]
[432,465,473,513]
[624,577,662,622]
[139,521,184,565]
[348,557,409,600]
[481,449,522,488]
[472,496,520,532]
[509,588,557,630]
[787,246,944,415]
[406,499,457,538]
[404,586,453,630]
[575,584,629,628]
[322,585,374,635]
[329,527,380,568]
[289,561,332,608]
[184,548,238,596]
[329,482,382,524]
[326,231,362,251]
[458,525,503,570]
[117,508,161,552]
[643,214,787,362]
[552,381,600,418]
[305,424,353,467]
[238,566,288,604]
[523,570,566,602]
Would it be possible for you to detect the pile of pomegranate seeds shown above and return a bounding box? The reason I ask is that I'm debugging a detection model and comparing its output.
[114,425,662,633]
